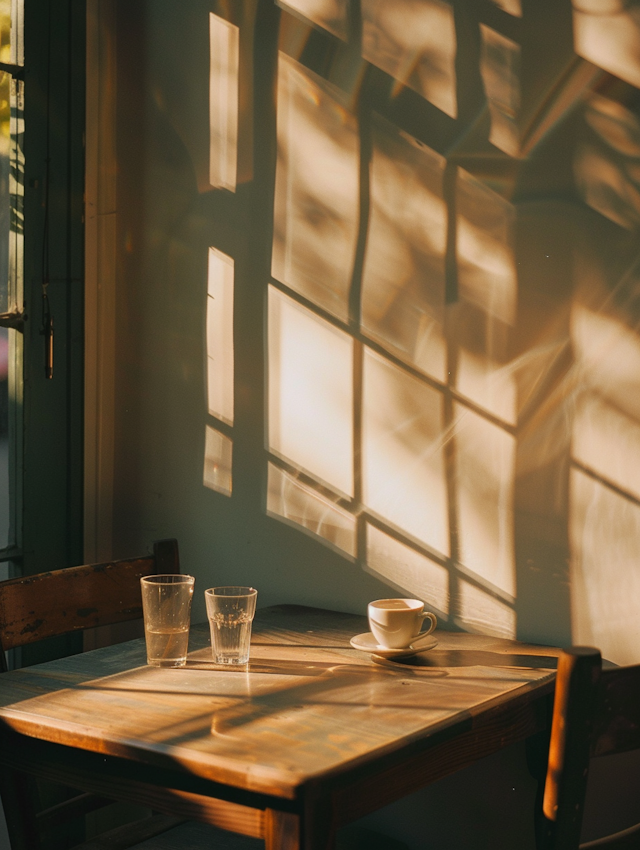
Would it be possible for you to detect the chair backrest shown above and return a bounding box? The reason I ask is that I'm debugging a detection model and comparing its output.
[0,539,183,849]
[541,646,640,849]
[0,538,180,670]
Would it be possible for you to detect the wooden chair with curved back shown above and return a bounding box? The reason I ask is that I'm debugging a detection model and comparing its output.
[540,646,640,850]
[0,539,258,850]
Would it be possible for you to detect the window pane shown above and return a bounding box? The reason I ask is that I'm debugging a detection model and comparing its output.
[4,0,22,66]
[9,71,23,311]
[0,0,17,552]
[0,69,9,314]
[0,0,11,63]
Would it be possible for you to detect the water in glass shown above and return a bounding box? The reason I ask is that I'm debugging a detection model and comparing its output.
[145,626,190,667]
[205,586,257,665]
[210,612,252,664]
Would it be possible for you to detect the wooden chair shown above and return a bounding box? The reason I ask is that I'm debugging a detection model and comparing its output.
[540,646,640,850]
[0,539,180,671]
[0,539,259,850]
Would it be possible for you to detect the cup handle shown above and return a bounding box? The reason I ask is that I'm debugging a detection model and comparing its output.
[415,612,437,637]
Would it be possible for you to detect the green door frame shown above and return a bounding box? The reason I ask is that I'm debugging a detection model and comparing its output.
[18,0,85,665]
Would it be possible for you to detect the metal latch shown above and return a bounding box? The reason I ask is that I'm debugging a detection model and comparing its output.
[0,311,26,331]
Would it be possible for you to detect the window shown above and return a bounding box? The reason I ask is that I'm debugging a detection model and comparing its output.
[0,0,23,574]
[1,0,84,667]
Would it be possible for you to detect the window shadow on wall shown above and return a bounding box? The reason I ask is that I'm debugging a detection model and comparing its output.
[200,0,640,661]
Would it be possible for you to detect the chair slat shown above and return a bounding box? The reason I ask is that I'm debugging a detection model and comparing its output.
[0,558,156,651]
[0,539,181,655]
[0,540,192,850]
[581,822,640,850]
[592,664,640,758]
[35,791,114,832]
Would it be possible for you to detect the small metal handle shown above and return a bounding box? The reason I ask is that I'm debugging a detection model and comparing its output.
[0,310,26,331]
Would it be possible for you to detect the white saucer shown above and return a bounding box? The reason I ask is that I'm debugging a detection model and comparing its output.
[350,632,438,659]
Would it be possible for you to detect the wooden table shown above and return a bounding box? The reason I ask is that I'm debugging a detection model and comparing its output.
[0,605,560,849]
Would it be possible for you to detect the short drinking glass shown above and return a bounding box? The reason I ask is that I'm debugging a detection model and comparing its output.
[140,574,195,667]
[205,586,257,665]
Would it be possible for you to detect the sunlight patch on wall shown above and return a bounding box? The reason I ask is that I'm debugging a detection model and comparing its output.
[365,523,449,615]
[457,169,516,326]
[570,293,640,664]
[203,425,232,496]
[453,320,516,426]
[276,0,348,40]
[209,14,239,192]
[206,247,234,425]
[268,286,354,496]
[573,394,640,503]
[362,0,457,117]
[572,302,640,422]
[267,463,356,556]
[362,348,449,554]
[479,25,520,157]
[454,168,517,424]
[454,404,515,597]
[457,580,516,638]
[490,0,522,16]
[361,116,447,382]
[272,54,359,322]
[570,467,640,665]
[574,93,640,231]
[573,0,640,90]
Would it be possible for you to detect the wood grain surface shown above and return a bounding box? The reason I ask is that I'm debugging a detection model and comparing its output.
[0,539,180,654]
[0,605,559,810]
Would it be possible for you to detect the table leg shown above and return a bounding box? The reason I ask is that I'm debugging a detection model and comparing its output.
[303,791,337,850]
[265,810,300,850]
[264,805,338,850]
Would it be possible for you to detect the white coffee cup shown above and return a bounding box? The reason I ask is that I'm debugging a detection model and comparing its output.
[368,598,437,650]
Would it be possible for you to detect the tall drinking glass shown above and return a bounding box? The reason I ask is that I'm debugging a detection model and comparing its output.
[140,574,194,667]
[205,586,257,665]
